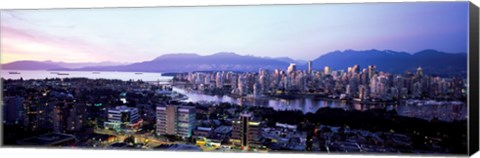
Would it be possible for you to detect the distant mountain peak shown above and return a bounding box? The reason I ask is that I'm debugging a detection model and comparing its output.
[2,60,65,70]
[153,52,246,61]
[213,52,237,55]
[273,57,307,65]
[415,49,443,54]
[209,52,241,57]
[153,53,200,60]
[2,60,127,70]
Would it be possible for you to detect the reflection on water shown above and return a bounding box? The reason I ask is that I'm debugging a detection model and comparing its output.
[173,87,467,122]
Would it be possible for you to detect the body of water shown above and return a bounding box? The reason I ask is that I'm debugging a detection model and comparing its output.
[172,87,467,122]
[1,70,173,82]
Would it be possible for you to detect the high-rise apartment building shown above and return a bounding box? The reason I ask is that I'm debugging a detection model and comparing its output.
[287,63,297,75]
[156,105,196,138]
[3,96,25,125]
[324,66,331,75]
[307,60,313,75]
[368,65,376,79]
[230,113,262,148]
[52,102,87,133]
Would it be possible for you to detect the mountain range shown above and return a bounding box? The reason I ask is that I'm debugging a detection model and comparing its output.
[311,49,467,76]
[2,49,467,76]
[72,52,289,72]
[2,60,126,70]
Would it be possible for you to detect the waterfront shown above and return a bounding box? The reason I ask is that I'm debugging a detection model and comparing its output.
[2,70,173,82]
[1,70,467,122]
[172,87,467,122]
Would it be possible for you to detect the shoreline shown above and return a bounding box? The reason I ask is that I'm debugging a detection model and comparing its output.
[172,86,466,106]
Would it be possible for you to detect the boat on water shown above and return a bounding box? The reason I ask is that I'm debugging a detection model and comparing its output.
[50,72,59,74]
[451,101,464,105]
[57,73,70,76]
[92,72,101,74]
[178,95,189,100]
[8,72,21,74]
[135,72,143,75]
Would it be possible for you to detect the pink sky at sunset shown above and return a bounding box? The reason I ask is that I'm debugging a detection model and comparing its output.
[0,2,468,64]
[1,22,121,64]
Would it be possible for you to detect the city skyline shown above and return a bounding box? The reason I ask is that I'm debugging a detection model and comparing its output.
[1,2,469,64]
[2,61,468,153]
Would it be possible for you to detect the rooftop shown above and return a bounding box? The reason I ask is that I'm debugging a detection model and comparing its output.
[214,126,232,134]
[154,144,202,151]
[17,133,76,146]
[197,127,213,132]
[109,105,138,112]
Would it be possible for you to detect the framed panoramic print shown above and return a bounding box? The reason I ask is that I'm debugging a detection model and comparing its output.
[1,1,479,157]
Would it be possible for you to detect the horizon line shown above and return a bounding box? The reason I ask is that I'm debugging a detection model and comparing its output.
[0,48,467,64]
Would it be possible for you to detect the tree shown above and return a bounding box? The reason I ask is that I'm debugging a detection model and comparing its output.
[124,135,135,145]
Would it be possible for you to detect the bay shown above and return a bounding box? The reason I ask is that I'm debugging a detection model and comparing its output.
[172,87,467,122]
[1,70,173,82]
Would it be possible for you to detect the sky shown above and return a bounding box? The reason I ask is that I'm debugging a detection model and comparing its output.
[0,2,469,64]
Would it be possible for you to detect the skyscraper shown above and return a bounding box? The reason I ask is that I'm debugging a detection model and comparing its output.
[416,66,424,78]
[156,105,196,138]
[368,65,376,79]
[237,75,247,96]
[324,66,331,75]
[358,85,369,101]
[307,60,313,75]
[258,68,270,94]
[177,106,196,137]
[53,102,87,133]
[23,98,53,133]
[215,72,224,88]
[3,96,25,125]
[352,64,360,73]
[287,63,297,75]
[230,113,262,148]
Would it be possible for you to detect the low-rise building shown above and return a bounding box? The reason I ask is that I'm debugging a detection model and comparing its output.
[17,133,76,146]
[104,105,143,133]
[193,127,213,139]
